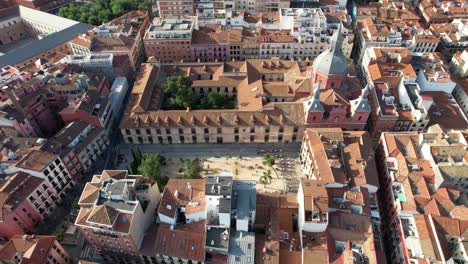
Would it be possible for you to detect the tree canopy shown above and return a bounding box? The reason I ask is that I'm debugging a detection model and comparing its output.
[259,170,272,188]
[58,0,151,25]
[163,76,235,110]
[138,153,168,187]
[201,92,236,109]
[263,154,279,179]
[179,159,202,179]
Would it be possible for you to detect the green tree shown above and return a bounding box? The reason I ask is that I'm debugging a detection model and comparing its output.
[174,88,197,109]
[55,228,65,241]
[201,92,235,109]
[164,76,193,95]
[263,154,279,179]
[79,13,90,23]
[180,159,201,179]
[72,198,80,211]
[138,154,164,181]
[163,76,197,109]
[58,0,151,25]
[88,16,100,25]
[259,170,272,188]
[98,9,112,23]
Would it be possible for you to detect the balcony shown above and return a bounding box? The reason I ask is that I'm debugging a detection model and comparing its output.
[305,210,327,223]
[392,183,406,203]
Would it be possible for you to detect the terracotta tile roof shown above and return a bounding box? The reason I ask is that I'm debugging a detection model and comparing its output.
[413,214,442,261]
[415,34,440,43]
[86,204,120,226]
[451,206,468,221]
[158,179,205,218]
[78,182,100,205]
[69,34,92,48]
[302,231,328,263]
[320,89,350,107]
[14,150,56,172]
[259,29,296,43]
[424,91,468,130]
[301,179,328,212]
[0,172,43,221]
[100,170,128,181]
[0,235,60,264]
[154,221,206,262]
[431,215,468,261]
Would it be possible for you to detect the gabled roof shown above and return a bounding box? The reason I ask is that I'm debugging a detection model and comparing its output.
[0,235,61,264]
[320,89,350,107]
[154,221,206,262]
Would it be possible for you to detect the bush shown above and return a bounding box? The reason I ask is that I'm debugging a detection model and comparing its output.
[179,160,202,179]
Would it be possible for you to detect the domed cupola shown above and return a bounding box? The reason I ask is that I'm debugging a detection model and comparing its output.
[312,24,349,89]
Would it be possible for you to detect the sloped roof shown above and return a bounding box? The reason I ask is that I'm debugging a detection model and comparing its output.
[0,18,93,67]
[0,235,60,264]
[86,204,119,226]
[312,25,348,76]
[79,183,100,204]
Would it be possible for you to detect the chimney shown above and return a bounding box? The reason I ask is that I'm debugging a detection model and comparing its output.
[3,86,23,113]
[187,182,192,199]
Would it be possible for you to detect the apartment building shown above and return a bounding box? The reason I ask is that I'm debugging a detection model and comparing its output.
[157,0,195,17]
[0,67,112,138]
[75,170,161,263]
[430,20,468,59]
[228,180,256,263]
[192,25,232,62]
[452,80,468,118]
[0,235,71,264]
[153,178,206,263]
[60,53,134,82]
[152,175,256,263]
[413,52,457,94]
[450,50,468,79]
[295,128,381,262]
[59,88,115,132]
[375,126,468,263]
[254,193,303,263]
[0,172,44,239]
[69,11,150,72]
[401,30,440,53]
[360,47,436,140]
[280,8,354,59]
[144,9,355,63]
[354,16,402,64]
[0,66,31,101]
[418,0,468,24]
[41,120,109,180]
[143,17,195,63]
[2,150,74,225]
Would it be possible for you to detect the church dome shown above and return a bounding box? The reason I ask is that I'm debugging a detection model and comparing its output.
[312,25,349,76]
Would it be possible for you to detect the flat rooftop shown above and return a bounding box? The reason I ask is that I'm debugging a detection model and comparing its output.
[206,227,230,250]
[146,18,194,39]
[206,175,233,196]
